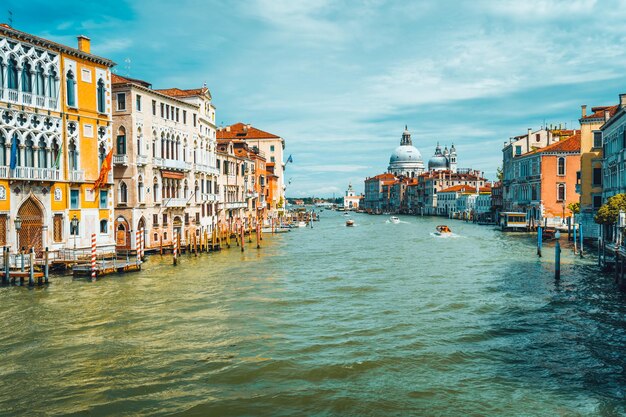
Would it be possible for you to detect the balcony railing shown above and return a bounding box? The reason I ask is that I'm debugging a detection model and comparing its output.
[193,163,220,176]
[164,198,188,208]
[3,88,60,111]
[69,169,85,182]
[136,154,149,166]
[3,166,61,181]
[113,154,129,166]
[201,193,220,202]
[154,157,191,171]
[219,201,247,209]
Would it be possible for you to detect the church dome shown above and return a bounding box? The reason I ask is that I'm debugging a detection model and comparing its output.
[390,145,423,164]
[428,142,448,170]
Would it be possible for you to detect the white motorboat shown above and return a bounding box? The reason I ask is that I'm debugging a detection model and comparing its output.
[297,221,307,228]
[390,216,400,224]
[346,219,355,227]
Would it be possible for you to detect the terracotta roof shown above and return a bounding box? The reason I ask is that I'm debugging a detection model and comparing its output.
[156,87,208,98]
[440,184,491,193]
[217,123,281,140]
[581,105,618,121]
[526,131,581,155]
[366,172,396,181]
[111,73,152,88]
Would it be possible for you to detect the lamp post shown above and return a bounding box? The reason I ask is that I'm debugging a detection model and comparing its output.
[14,215,22,253]
[71,214,79,260]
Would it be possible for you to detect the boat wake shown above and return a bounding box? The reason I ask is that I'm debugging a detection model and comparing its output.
[430,232,460,238]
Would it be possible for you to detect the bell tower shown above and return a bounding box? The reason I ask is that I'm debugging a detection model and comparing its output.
[400,125,412,146]
[450,143,457,173]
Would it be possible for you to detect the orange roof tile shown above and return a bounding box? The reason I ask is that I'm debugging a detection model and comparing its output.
[217,123,281,140]
[582,105,618,121]
[156,87,208,98]
[439,184,491,193]
[111,73,152,88]
[526,131,581,155]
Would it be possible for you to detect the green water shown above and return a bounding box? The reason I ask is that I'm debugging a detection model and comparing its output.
[0,212,624,416]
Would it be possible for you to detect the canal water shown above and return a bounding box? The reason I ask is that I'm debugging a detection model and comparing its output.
[0,212,624,416]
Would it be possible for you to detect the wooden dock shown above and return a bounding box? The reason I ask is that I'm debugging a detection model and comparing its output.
[72,259,142,278]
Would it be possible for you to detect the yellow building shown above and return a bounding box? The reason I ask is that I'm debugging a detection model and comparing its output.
[0,24,115,253]
[577,104,617,238]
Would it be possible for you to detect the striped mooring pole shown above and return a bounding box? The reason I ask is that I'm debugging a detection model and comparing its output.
[140,227,145,261]
[91,233,97,282]
[173,231,178,266]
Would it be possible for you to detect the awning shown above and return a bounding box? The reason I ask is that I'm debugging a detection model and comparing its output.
[162,170,185,179]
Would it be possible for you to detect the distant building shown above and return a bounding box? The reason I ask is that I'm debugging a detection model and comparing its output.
[427,143,457,173]
[343,183,362,210]
[388,126,425,178]
[363,173,396,212]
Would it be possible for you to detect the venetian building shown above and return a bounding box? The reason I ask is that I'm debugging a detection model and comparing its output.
[0,25,115,253]
[387,126,424,178]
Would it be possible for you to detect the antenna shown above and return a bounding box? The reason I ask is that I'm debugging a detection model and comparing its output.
[8,10,12,26]
[124,57,131,77]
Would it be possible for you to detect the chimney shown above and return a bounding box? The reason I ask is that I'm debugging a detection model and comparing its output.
[605,110,611,121]
[77,35,91,53]
[620,94,626,109]
[226,126,231,132]
[581,105,587,118]
[527,127,532,137]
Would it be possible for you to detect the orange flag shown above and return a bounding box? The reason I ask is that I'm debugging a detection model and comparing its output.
[92,149,114,192]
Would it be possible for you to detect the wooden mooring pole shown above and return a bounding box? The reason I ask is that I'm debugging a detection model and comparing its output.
[555,232,561,280]
[537,226,542,257]
[28,247,35,286]
[44,247,49,284]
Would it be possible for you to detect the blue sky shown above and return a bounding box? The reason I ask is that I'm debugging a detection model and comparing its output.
[12,0,626,197]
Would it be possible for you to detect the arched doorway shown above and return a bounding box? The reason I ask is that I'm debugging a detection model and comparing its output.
[173,216,183,241]
[17,197,43,254]
[115,216,130,250]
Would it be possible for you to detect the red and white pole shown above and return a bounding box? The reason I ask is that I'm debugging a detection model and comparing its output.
[173,231,178,266]
[139,227,144,261]
[90,233,96,282]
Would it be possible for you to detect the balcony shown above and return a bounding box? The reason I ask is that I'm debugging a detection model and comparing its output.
[69,170,85,182]
[136,154,149,166]
[163,198,188,208]
[193,163,220,176]
[2,88,60,111]
[1,166,61,181]
[220,201,247,209]
[113,154,129,166]
[154,157,191,171]
[201,193,220,202]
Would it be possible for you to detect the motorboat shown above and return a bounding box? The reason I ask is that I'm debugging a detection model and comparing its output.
[435,225,452,235]
[390,216,400,224]
[346,219,355,227]
[297,221,307,228]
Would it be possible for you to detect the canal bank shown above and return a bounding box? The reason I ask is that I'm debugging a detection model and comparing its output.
[0,212,624,416]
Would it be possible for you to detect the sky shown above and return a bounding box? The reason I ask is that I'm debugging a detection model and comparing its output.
[11,0,626,197]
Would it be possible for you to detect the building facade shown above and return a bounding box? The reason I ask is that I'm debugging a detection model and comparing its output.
[343,183,361,210]
[0,25,116,253]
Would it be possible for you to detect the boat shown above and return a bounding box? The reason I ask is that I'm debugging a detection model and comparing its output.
[343,212,350,216]
[297,221,307,228]
[346,219,355,227]
[435,225,452,235]
[390,216,400,224]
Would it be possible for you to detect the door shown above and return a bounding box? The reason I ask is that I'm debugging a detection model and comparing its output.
[17,197,43,254]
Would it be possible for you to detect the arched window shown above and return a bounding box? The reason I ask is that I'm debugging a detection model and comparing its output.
[116,127,126,155]
[38,137,47,168]
[12,134,21,167]
[21,62,32,93]
[136,128,142,155]
[66,70,76,107]
[98,142,106,166]
[557,183,565,202]
[100,219,108,234]
[47,68,57,99]
[97,78,106,113]
[68,139,77,170]
[0,58,4,89]
[557,157,565,176]
[0,133,5,166]
[120,181,128,203]
[35,64,45,96]
[138,176,144,203]
[161,133,165,158]
[51,139,60,168]
[153,177,160,203]
[24,135,34,167]
[7,58,18,90]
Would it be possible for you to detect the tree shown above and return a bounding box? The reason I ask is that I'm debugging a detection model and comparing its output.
[496,166,503,182]
[595,194,626,225]
[567,202,580,215]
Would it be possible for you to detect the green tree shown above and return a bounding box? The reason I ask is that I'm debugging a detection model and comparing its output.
[595,194,626,224]
[496,166,503,182]
[567,202,580,215]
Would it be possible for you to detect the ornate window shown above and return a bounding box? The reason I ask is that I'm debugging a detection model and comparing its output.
[51,139,60,168]
[98,142,106,165]
[68,139,78,170]
[119,181,128,204]
[48,68,57,99]
[153,177,160,203]
[138,176,144,203]
[97,78,106,113]
[66,70,76,107]
[99,219,108,234]
[7,58,18,90]
[35,64,45,96]
[38,137,47,168]
[24,135,34,167]
[0,134,5,166]
[116,126,126,155]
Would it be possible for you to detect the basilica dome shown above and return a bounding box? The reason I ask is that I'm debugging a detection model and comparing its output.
[387,126,425,178]
[428,143,449,171]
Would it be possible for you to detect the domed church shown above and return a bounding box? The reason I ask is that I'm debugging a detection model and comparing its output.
[387,126,425,178]
[428,142,457,173]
